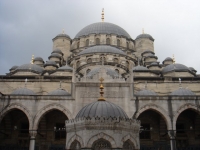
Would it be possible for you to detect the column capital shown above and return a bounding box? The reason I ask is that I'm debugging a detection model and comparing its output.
[29,131,37,138]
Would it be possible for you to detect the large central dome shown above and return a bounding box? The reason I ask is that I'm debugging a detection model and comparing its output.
[75,22,131,39]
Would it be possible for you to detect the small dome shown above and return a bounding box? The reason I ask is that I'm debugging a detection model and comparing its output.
[164,57,173,61]
[34,57,44,62]
[44,61,58,68]
[136,89,157,96]
[136,33,154,41]
[48,88,70,95]
[49,53,62,59]
[17,64,43,73]
[78,45,126,56]
[53,33,71,40]
[52,49,63,55]
[76,101,128,119]
[162,63,190,74]
[11,87,35,95]
[133,66,149,71]
[141,50,155,56]
[10,65,18,71]
[75,22,131,39]
[57,65,73,72]
[189,67,197,73]
[170,88,195,96]
[150,62,159,66]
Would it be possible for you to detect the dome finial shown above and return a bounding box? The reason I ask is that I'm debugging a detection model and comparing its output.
[98,77,105,101]
[31,55,34,64]
[172,54,176,64]
[62,29,65,34]
[142,28,144,34]
[101,8,104,22]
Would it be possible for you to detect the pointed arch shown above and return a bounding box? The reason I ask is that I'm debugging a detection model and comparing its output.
[173,103,200,130]
[135,103,172,130]
[121,134,138,149]
[67,134,84,149]
[0,103,33,129]
[33,103,73,130]
[87,132,117,148]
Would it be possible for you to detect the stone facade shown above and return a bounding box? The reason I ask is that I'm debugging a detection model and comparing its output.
[0,21,200,150]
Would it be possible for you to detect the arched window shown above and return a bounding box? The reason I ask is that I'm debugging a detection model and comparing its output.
[106,38,110,45]
[92,139,111,149]
[76,61,80,68]
[127,42,129,49]
[113,58,118,63]
[96,38,100,45]
[117,39,120,47]
[100,56,106,63]
[70,140,81,150]
[87,58,92,63]
[86,39,89,47]
[123,140,135,150]
[77,42,79,49]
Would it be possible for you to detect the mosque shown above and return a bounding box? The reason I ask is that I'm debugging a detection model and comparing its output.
[0,10,200,150]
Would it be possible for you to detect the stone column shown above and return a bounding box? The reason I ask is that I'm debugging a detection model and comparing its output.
[168,130,176,150]
[29,131,37,150]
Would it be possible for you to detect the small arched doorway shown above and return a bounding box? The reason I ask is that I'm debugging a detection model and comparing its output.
[70,140,81,150]
[176,109,200,149]
[0,109,30,149]
[123,139,135,150]
[92,138,111,150]
[137,109,170,149]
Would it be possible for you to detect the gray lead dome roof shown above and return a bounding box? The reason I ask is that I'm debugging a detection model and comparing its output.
[11,87,36,95]
[75,22,131,39]
[17,64,43,73]
[78,45,126,56]
[170,88,195,96]
[48,89,70,95]
[136,34,154,41]
[76,101,128,118]
[162,63,190,74]
[136,89,157,96]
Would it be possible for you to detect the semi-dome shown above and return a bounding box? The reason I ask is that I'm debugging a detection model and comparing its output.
[57,65,73,72]
[136,89,157,96]
[162,63,190,74]
[87,67,119,78]
[34,57,44,62]
[133,66,149,71]
[10,65,18,71]
[16,64,43,73]
[48,88,70,95]
[76,101,128,118]
[11,87,35,95]
[170,88,195,96]
[78,45,126,56]
[75,22,131,39]
[49,53,62,59]
[136,33,154,41]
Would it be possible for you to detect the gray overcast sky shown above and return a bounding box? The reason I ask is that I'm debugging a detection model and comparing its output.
[0,0,200,74]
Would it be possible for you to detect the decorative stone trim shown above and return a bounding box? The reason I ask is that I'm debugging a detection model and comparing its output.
[0,102,33,129]
[87,132,117,148]
[135,103,171,130]
[33,103,73,130]
[67,134,84,149]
